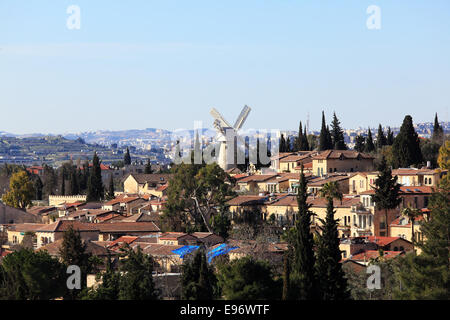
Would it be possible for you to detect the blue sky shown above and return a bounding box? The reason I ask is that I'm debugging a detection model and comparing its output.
[0,0,449,134]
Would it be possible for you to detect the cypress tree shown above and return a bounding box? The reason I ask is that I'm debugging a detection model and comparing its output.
[432,113,444,143]
[144,159,152,174]
[303,127,310,151]
[34,176,43,200]
[181,250,216,300]
[326,125,333,150]
[60,169,66,196]
[315,198,350,300]
[364,128,375,153]
[86,152,104,202]
[70,170,79,195]
[331,112,347,150]
[376,124,387,150]
[391,115,423,168]
[59,226,92,299]
[371,156,401,237]
[289,164,317,299]
[386,127,394,146]
[319,111,330,151]
[124,147,131,165]
[286,136,292,152]
[296,122,304,151]
[106,173,115,200]
[354,135,365,152]
[280,134,287,153]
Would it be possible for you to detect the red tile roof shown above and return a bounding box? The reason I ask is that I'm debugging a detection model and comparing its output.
[95,222,160,233]
[365,236,404,246]
[350,250,403,262]
[37,220,99,232]
[313,150,375,160]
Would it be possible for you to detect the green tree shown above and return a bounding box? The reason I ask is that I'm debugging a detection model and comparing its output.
[330,112,347,150]
[432,113,444,143]
[2,170,34,209]
[60,168,66,196]
[0,248,65,300]
[386,127,394,146]
[69,169,79,195]
[59,226,94,299]
[217,256,278,300]
[319,181,343,203]
[163,163,235,232]
[81,256,120,300]
[371,156,401,237]
[144,159,153,174]
[86,152,104,202]
[393,178,450,299]
[118,244,158,300]
[123,147,131,165]
[33,175,43,200]
[354,135,365,152]
[279,134,287,153]
[391,115,423,168]
[211,210,231,240]
[181,249,217,300]
[315,198,349,300]
[376,124,387,150]
[421,138,441,168]
[319,111,332,151]
[286,165,318,299]
[364,128,375,153]
[106,173,115,200]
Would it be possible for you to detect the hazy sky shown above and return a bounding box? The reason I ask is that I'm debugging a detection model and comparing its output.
[1,0,449,134]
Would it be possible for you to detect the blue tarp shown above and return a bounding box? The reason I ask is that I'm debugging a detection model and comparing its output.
[207,244,239,263]
[171,245,200,259]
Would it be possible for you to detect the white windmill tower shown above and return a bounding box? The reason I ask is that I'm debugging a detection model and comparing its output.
[210,105,251,171]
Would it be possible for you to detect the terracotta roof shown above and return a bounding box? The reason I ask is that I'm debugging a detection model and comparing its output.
[226,195,268,206]
[8,223,47,232]
[95,222,160,233]
[108,236,139,248]
[36,221,99,232]
[392,168,439,176]
[365,236,407,246]
[159,232,188,240]
[237,174,279,183]
[308,174,353,186]
[349,250,403,262]
[38,239,115,257]
[137,243,184,256]
[26,206,56,215]
[268,195,361,208]
[360,186,433,195]
[313,150,375,160]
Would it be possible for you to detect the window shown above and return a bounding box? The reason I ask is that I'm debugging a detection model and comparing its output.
[329,168,332,173]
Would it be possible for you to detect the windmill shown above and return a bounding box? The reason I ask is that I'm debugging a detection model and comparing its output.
[209,105,251,170]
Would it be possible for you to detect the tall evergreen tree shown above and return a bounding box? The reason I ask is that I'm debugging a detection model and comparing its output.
[69,170,79,195]
[144,159,152,174]
[118,244,158,300]
[391,115,423,168]
[33,175,43,200]
[295,122,303,151]
[386,127,394,146]
[287,164,317,299]
[60,168,66,196]
[330,112,347,150]
[106,173,115,200]
[364,128,375,153]
[286,136,292,152]
[59,226,93,299]
[432,113,444,143]
[371,156,401,237]
[282,249,292,300]
[315,198,350,300]
[123,147,131,165]
[376,124,387,150]
[319,111,331,151]
[280,134,287,153]
[86,152,104,202]
[303,127,310,151]
[326,125,333,150]
[354,135,365,152]
[181,249,216,300]
[394,178,450,299]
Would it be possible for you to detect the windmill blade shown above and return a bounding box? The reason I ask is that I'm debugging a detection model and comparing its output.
[233,105,251,130]
[210,108,232,128]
